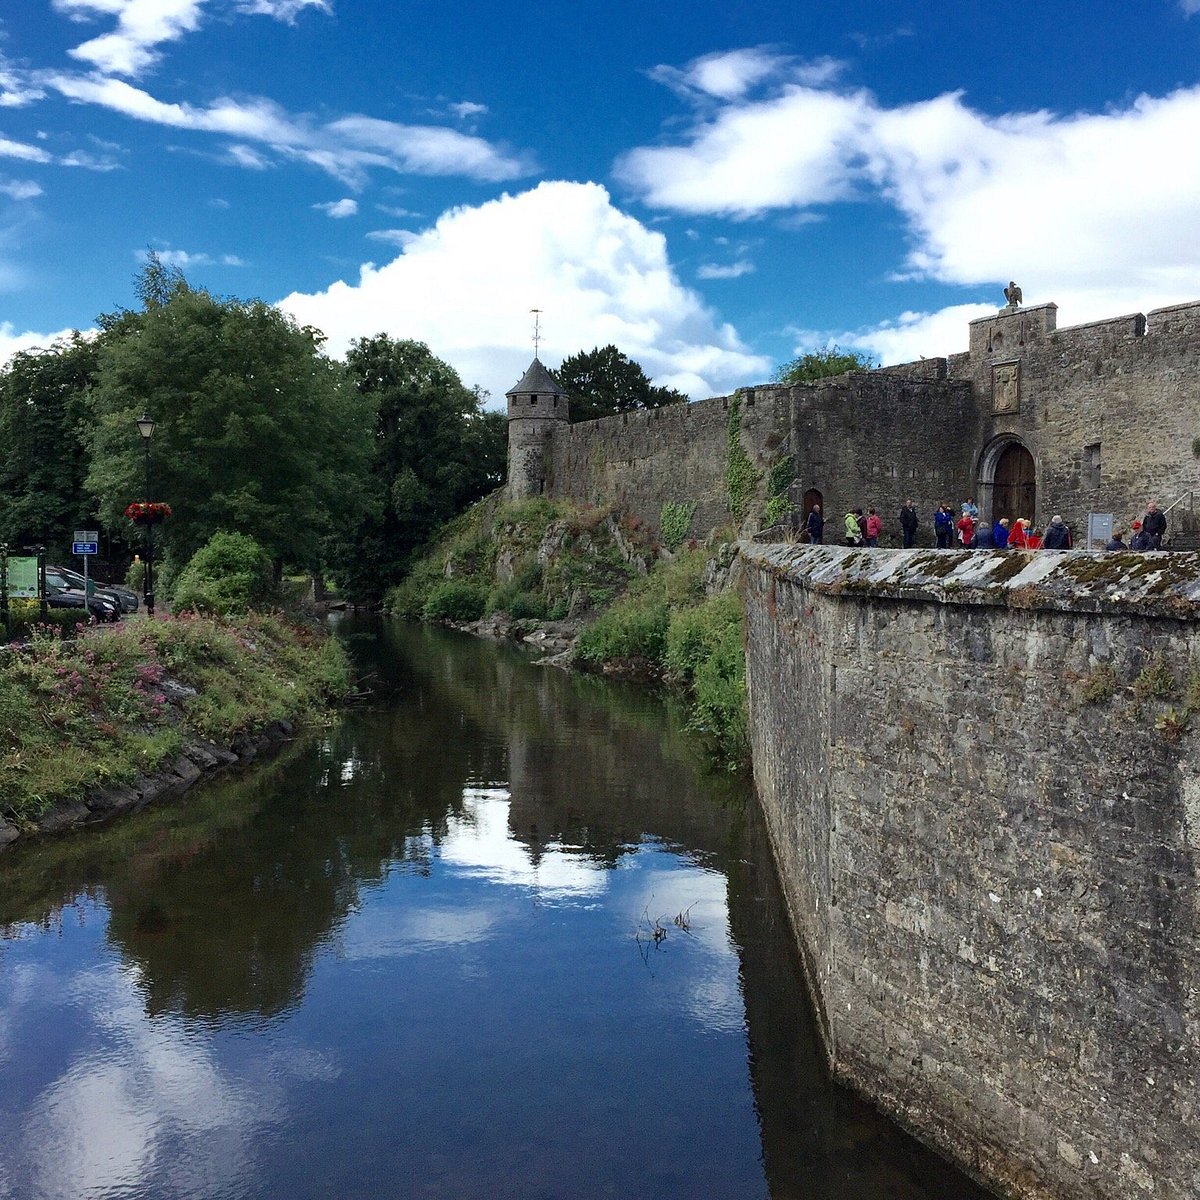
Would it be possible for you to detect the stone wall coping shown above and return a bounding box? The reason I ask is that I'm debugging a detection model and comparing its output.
[1051,311,1147,338]
[1146,299,1200,318]
[968,302,1059,326]
[738,542,1200,619]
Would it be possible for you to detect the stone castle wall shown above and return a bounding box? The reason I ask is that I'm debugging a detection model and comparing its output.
[518,296,1200,545]
[541,388,791,537]
[948,300,1200,537]
[741,542,1200,1200]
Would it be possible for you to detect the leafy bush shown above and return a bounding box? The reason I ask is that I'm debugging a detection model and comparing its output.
[575,599,670,665]
[422,579,487,622]
[664,592,743,685]
[660,500,697,551]
[3,598,92,642]
[172,531,275,614]
[689,622,748,768]
[125,558,146,592]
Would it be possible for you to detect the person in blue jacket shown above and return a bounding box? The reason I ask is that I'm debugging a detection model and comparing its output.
[934,504,955,548]
[993,517,1010,549]
[971,521,995,549]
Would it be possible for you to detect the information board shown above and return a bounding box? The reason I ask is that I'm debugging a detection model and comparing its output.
[6,557,39,598]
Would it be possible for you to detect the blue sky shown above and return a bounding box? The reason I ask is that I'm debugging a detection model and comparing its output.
[2,0,1200,403]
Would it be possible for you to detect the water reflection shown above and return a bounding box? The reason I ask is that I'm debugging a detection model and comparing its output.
[0,619,991,1200]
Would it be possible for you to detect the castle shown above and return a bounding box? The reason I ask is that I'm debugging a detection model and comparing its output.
[506,295,1200,544]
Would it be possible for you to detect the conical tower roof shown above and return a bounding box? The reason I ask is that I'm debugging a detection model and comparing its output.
[507,357,566,398]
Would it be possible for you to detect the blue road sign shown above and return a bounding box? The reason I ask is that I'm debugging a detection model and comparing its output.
[72,542,98,556]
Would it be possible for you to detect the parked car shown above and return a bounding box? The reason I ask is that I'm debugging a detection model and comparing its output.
[44,569,121,622]
[50,564,139,613]
[45,585,121,622]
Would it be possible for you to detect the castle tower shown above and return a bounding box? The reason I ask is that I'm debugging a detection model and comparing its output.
[506,358,569,501]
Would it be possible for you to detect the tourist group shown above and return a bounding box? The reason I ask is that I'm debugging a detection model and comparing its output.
[801,500,1170,552]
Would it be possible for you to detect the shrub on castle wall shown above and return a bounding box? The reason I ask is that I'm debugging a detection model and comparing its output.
[659,501,697,551]
[726,393,761,520]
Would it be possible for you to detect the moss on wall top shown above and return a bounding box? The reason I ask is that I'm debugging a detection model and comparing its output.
[738,543,1200,620]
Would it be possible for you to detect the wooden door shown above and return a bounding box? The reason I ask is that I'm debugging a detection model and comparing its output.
[992,444,1035,522]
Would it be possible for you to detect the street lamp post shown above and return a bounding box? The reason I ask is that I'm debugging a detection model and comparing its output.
[136,412,156,617]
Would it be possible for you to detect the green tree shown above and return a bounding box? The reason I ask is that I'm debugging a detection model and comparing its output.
[557,344,687,423]
[0,334,103,559]
[773,346,875,384]
[330,335,506,602]
[86,270,376,577]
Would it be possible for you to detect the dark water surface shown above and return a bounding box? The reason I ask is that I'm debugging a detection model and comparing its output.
[0,619,991,1200]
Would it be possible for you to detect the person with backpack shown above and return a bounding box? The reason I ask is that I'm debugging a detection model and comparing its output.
[934,504,954,549]
[1042,515,1072,550]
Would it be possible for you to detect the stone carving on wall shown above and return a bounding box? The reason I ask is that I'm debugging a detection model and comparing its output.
[1004,280,1023,308]
[992,361,1020,414]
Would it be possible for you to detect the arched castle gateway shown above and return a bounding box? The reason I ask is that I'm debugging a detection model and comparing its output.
[507,295,1200,545]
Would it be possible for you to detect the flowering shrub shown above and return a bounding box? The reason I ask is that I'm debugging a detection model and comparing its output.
[124,500,173,523]
[1,611,351,824]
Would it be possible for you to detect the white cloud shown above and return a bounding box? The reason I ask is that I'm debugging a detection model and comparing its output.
[1181,0,1200,14]
[826,302,998,366]
[648,47,840,102]
[135,247,243,267]
[0,56,46,108]
[0,136,52,163]
[51,0,330,78]
[0,322,88,363]
[54,0,207,77]
[450,100,488,120]
[234,0,329,17]
[0,179,42,200]
[44,74,531,186]
[616,84,869,215]
[314,197,357,218]
[61,148,121,170]
[620,57,1200,321]
[279,181,771,402]
[365,228,416,246]
[696,260,754,280]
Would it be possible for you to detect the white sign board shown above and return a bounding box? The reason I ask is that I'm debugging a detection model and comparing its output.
[1087,512,1113,550]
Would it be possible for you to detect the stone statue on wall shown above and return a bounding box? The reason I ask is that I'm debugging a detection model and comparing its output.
[1004,281,1023,309]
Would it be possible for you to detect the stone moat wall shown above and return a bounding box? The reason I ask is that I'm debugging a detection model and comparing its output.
[740,543,1200,1200]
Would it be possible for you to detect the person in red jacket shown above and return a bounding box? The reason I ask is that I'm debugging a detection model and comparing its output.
[956,512,975,548]
[1008,518,1030,549]
[863,507,883,546]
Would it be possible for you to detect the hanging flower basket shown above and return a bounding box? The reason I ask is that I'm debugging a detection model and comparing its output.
[125,501,173,526]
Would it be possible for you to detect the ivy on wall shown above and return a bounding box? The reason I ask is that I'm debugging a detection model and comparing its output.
[763,454,795,526]
[660,500,697,550]
[726,392,761,520]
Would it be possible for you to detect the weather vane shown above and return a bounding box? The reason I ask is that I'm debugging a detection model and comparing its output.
[530,308,543,358]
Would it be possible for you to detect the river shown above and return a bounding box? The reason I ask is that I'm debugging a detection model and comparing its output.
[0,618,991,1199]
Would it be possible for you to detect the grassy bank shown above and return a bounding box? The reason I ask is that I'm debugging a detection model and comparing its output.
[386,497,747,771]
[0,611,352,827]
